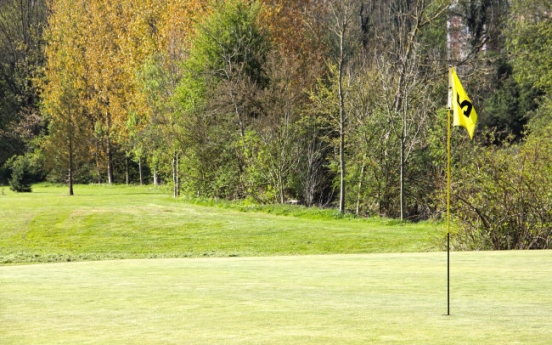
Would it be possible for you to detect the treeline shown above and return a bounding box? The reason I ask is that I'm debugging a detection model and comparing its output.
[1,0,551,249]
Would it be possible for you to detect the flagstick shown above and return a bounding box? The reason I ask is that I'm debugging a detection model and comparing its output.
[446,66,477,315]
[446,90,452,317]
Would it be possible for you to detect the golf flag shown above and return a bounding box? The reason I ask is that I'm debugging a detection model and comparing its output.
[449,67,477,139]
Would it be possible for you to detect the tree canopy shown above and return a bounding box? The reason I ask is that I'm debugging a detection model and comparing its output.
[0,0,551,248]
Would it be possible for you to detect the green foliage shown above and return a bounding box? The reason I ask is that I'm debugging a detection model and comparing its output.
[452,137,552,250]
[445,0,552,250]
[480,61,543,141]
[175,111,243,199]
[0,164,7,186]
[526,96,552,139]
[189,0,269,86]
[6,153,43,192]
[507,0,552,94]
[135,52,177,186]
[0,0,47,176]
[241,130,277,203]
[175,0,273,200]
[1,0,548,231]
[182,194,356,220]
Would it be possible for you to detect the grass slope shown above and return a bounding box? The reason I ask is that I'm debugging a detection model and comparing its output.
[1,251,551,344]
[0,184,436,264]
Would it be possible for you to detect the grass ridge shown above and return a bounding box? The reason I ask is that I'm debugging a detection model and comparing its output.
[1,184,437,265]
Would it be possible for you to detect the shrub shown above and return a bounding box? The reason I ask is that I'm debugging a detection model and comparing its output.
[6,153,44,192]
[452,136,552,250]
[7,155,33,192]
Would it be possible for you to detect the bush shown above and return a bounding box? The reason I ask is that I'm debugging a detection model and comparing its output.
[0,164,8,186]
[6,152,44,192]
[452,136,552,250]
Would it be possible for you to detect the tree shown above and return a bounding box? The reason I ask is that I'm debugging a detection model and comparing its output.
[41,0,91,195]
[129,0,206,191]
[137,52,183,195]
[506,0,552,136]
[326,0,360,214]
[480,61,542,141]
[177,0,270,198]
[245,52,306,204]
[188,0,269,135]
[40,0,207,189]
[506,0,552,94]
[82,0,132,184]
[0,0,47,183]
[372,0,447,220]
[445,0,552,248]
[344,68,389,216]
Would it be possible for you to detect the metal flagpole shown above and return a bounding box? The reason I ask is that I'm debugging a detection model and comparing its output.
[446,67,453,316]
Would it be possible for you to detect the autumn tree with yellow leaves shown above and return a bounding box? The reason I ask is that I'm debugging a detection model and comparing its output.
[41,0,205,189]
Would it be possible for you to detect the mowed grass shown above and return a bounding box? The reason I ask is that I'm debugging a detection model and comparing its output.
[1,251,551,344]
[0,184,436,264]
[1,184,550,344]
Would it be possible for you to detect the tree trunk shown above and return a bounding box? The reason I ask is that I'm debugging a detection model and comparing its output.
[400,135,405,221]
[230,86,245,139]
[338,28,346,214]
[95,141,102,184]
[176,154,180,195]
[106,109,114,185]
[68,135,74,196]
[278,172,284,204]
[106,137,113,184]
[153,165,159,186]
[172,150,179,198]
[394,69,406,221]
[355,159,366,215]
[138,156,143,186]
[125,155,130,185]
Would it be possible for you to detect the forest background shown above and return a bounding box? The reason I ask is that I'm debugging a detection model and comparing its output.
[0,0,551,250]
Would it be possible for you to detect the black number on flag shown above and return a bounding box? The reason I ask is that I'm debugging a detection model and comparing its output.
[457,94,472,119]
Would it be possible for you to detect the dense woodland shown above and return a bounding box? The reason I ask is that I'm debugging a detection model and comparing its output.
[1,0,551,249]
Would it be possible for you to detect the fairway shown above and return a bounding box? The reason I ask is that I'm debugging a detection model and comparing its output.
[1,251,551,344]
[0,184,434,264]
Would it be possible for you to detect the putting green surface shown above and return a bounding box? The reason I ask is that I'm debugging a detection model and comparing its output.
[1,251,551,344]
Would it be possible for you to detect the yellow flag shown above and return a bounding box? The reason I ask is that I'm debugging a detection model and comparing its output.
[449,67,477,139]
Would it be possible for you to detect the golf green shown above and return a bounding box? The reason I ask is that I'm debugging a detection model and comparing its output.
[1,251,551,344]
